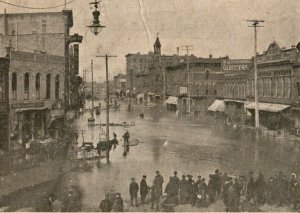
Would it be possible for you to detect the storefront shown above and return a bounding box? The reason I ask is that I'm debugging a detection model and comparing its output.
[164,96,178,111]
[245,102,291,130]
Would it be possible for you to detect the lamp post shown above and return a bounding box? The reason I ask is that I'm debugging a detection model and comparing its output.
[87,0,105,36]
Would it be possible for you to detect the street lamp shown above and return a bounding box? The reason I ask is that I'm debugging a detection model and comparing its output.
[87,0,105,36]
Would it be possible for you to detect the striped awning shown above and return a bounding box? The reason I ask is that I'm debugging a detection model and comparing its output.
[208,100,225,112]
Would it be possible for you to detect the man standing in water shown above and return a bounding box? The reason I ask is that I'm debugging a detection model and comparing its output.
[122,130,130,156]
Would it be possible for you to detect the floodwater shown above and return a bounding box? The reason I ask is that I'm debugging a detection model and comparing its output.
[73,101,300,210]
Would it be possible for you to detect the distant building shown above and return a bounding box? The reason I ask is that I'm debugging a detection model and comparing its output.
[165,56,229,116]
[126,36,199,103]
[113,73,126,97]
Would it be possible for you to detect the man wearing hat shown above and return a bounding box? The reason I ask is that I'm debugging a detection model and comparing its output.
[154,171,164,197]
[179,175,188,204]
[140,175,150,204]
[129,178,139,207]
[113,193,124,212]
[99,194,112,212]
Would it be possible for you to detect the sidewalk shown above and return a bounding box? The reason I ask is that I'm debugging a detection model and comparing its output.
[0,159,69,197]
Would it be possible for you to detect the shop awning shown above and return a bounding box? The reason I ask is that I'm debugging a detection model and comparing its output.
[208,100,225,112]
[47,110,65,128]
[245,102,290,112]
[164,96,178,105]
[15,107,49,113]
[224,99,245,103]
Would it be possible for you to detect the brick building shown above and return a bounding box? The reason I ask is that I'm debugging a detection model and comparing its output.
[165,56,227,116]
[223,41,300,131]
[0,10,79,151]
[126,36,199,103]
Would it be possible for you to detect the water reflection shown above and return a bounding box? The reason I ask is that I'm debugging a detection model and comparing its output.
[73,101,300,210]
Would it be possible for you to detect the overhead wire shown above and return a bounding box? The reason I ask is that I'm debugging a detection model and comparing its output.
[0,0,77,10]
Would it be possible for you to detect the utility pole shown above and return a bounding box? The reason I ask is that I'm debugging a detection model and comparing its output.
[88,60,95,122]
[42,20,46,52]
[248,19,264,172]
[181,45,193,116]
[15,23,18,51]
[96,54,117,163]
[247,19,264,128]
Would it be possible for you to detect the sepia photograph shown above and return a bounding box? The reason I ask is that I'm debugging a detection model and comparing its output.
[0,0,300,212]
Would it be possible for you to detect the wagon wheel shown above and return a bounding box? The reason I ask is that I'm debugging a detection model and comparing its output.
[80,149,88,160]
[87,150,95,159]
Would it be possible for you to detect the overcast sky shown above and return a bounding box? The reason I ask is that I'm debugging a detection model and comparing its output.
[1,0,299,82]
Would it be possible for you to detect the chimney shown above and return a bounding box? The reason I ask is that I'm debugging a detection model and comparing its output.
[4,9,8,36]
[177,47,180,55]
[209,54,212,59]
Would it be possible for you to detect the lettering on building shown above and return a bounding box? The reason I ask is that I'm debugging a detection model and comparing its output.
[222,59,252,71]
[11,102,44,109]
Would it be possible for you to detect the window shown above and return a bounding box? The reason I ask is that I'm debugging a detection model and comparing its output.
[0,74,6,101]
[24,73,29,100]
[285,78,291,98]
[55,74,60,99]
[12,73,17,100]
[36,73,40,99]
[46,74,51,99]
[205,70,210,80]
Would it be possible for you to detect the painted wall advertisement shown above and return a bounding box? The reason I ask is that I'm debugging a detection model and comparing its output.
[222,59,252,71]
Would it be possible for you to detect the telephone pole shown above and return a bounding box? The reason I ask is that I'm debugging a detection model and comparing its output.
[247,19,264,128]
[181,45,193,116]
[248,19,264,171]
[88,60,95,122]
[96,54,117,163]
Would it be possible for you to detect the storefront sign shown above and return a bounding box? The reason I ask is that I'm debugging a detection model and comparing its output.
[73,44,79,74]
[222,59,252,71]
[69,34,83,43]
[11,102,44,109]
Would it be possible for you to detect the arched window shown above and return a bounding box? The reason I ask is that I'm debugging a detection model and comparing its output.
[55,74,60,99]
[24,73,29,100]
[36,73,40,99]
[12,73,17,100]
[46,74,51,99]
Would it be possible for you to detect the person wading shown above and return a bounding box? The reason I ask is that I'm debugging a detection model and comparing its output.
[99,194,112,212]
[154,171,164,198]
[122,130,130,156]
[140,175,150,204]
[129,178,139,207]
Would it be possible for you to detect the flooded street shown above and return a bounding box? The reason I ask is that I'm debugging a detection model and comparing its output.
[73,101,300,211]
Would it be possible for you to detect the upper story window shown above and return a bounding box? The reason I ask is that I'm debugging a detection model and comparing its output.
[205,69,210,80]
[12,73,17,100]
[46,74,51,99]
[36,73,40,99]
[24,73,29,100]
[0,74,6,101]
[55,74,60,99]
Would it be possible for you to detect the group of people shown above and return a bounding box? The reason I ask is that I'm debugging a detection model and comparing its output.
[100,169,299,212]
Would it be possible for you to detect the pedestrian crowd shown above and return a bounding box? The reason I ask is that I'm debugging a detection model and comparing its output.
[99,169,300,212]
